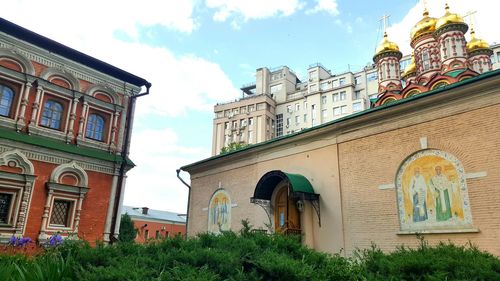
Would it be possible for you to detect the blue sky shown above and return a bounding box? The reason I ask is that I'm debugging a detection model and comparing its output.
[2,0,497,213]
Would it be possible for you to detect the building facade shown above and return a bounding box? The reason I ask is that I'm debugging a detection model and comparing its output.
[0,18,150,245]
[122,206,186,243]
[186,5,500,256]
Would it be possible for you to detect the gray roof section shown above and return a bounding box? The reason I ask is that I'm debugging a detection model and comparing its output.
[122,206,186,224]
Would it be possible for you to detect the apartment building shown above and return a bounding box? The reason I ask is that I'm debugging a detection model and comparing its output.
[212,45,500,156]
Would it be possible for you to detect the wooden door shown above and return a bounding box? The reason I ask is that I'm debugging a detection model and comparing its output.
[274,185,300,233]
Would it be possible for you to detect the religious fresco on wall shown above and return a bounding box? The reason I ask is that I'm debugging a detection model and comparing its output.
[396,150,474,232]
[208,189,231,234]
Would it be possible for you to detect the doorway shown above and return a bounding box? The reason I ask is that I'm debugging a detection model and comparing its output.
[274,184,301,234]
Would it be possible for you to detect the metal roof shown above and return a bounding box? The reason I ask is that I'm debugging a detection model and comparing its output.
[122,206,186,224]
[0,17,151,88]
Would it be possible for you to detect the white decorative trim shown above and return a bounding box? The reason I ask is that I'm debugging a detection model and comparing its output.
[0,47,35,75]
[0,149,34,175]
[465,172,487,179]
[40,67,81,91]
[0,35,141,95]
[0,142,118,175]
[378,183,395,190]
[50,161,88,187]
[86,84,121,106]
[419,136,428,149]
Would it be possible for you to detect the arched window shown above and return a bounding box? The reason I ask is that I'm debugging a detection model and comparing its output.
[421,50,430,71]
[0,84,14,117]
[85,114,105,141]
[40,100,63,129]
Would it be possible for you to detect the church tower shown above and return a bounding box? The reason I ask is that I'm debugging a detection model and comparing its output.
[434,3,469,73]
[410,5,440,83]
[373,30,402,94]
[466,19,493,74]
[402,53,417,85]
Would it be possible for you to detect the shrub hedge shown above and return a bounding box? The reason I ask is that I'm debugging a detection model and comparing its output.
[1,226,499,281]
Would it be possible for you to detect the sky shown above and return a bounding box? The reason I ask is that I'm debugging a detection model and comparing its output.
[1,0,498,214]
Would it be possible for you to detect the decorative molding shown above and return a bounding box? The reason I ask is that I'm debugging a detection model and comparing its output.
[419,136,428,149]
[50,161,88,187]
[378,183,395,190]
[0,149,35,175]
[0,143,118,175]
[0,35,141,95]
[0,47,35,75]
[40,67,81,91]
[86,84,121,106]
[465,171,487,180]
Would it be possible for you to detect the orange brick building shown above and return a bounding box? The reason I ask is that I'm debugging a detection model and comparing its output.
[0,18,150,245]
[122,206,186,243]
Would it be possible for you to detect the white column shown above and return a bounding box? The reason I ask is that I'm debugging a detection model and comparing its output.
[16,82,32,131]
[38,189,54,240]
[77,101,88,142]
[103,174,118,243]
[113,175,127,239]
[109,112,119,151]
[66,97,79,143]
[30,86,43,124]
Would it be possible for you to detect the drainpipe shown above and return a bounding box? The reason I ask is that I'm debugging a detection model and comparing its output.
[109,82,151,243]
[176,169,191,237]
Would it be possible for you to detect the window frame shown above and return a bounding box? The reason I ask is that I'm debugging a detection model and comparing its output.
[0,84,15,118]
[47,196,77,230]
[40,99,65,130]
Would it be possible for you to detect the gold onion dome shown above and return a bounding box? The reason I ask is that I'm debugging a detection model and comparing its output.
[435,3,466,30]
[374,32,400,58]
[403,54,416,77]
[410,9,437,40]
[466,29,490,52]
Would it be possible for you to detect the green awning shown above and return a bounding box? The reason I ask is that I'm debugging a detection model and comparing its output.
[251,170,319,201]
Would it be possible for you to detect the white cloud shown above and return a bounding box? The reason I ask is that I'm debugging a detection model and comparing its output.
[125,128,210,213]
[387,0,500,55]
[306,0,339,16]
[206,0,304,27]
[1,0,240,213]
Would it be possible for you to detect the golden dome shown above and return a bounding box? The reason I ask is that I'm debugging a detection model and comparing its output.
[435,4,466,30]
[402,54,416,77]
[410,10,437,40]
[374,32,400,58]
[466,30,490,52]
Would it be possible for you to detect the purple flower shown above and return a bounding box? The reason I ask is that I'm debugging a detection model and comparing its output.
[8,235,18,246]
[18,237,32,247]
[49,234,63,247]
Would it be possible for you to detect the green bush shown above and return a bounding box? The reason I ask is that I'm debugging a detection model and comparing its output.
[0,226,499,281]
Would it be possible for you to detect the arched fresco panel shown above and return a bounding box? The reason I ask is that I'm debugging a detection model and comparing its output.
[207,189,231,234]
[396,149,474,232]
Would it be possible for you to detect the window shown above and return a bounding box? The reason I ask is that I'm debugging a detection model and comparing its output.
[144,229,149,240]
[248,131,254,143]
[339,77,346,86]
[248,117,254,126]
[341,105,348,114]
[490,54,496,63]
[156,230,161,239]
[340,91,347,101]
[0,193,13,224]
[354,90,362,100]
[332,93,339,102]
[321,109,327,118]
[49,199,71,227]
[286,118,291,126]
[85,114,105,141]
[304,101,308,109]
[287,105,292,113]
[496,52,500,63]
[333,107,341,116]
[41,100,64,129]
[320,82,330,91]
[367,72,378,81]
[422,50,430,71]
[224,122,229,130]
[295,103,300,111]
[0,84,14,117]
[321,95,327,104]
[303,114,307,123]
[295,115,300,124]
[240,119,246,127]
[276,114,283,137]
[354,76,362,85]
[248,105,255,112]
[270,84,282,94]
[353,102,362,112]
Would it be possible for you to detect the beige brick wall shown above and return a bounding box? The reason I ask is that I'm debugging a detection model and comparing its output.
[186,75,500,256]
